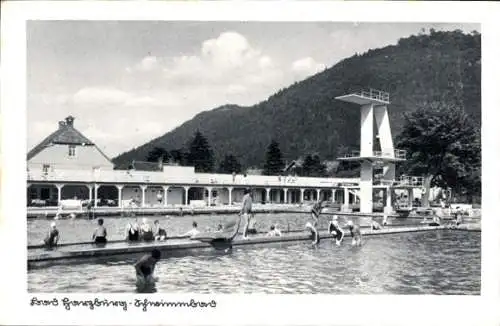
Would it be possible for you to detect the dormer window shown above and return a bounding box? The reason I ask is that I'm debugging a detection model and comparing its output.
[69,145,76,157]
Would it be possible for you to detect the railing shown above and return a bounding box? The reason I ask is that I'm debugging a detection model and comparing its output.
[394,175,424,187]
[377,175,424,187]
[353,88,390,103]
[395,149,407,160]
[27,168,360,188]
[339,149,406,160]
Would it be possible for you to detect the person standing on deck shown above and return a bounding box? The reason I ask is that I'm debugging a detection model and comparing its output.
[92,218,107,244]
[311,200,325,228]
[240,188,253,240]
[347,220,362,246]
[44,222,59,249]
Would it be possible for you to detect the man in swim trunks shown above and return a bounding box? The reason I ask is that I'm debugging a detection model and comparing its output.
[305,222,320,245]
[311,200,325,228]
[44,222,59,249]
[328,215,344,245]
[154,220,167,241]
[134,249,162,286]
[347,220,362,246]
[240,188,253,239]
[92,218,107,244]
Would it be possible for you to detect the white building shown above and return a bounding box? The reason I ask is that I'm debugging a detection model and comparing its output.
[27,116,361,209]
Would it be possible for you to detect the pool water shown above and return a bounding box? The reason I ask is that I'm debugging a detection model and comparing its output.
[28,230,480,294]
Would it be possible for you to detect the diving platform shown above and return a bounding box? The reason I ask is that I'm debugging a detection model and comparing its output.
[338,149,407,163]
[335,88,390,106]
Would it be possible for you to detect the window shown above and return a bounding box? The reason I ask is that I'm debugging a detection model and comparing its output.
[68,145,76,157]
[42,164,50,174]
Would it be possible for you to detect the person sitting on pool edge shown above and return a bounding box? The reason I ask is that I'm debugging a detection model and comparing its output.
[92,218,107,244]
[328,215,344,246]
[154,220,167,241]
[266,225,282,237]
[125,218,140,242]
[305,222,320,245]
[182,221,200,238]
[371,218,382,231]
[347,220,362,246]
[44,222,59,249]
[141,218,154,241]
[134,249,162,287]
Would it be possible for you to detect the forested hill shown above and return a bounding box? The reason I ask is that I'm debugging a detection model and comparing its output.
[113,29,481,169]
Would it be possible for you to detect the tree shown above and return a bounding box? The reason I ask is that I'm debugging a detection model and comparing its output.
[187,131,214,173]
[263,140,284,175]
[396,102,480,207]
[218,154,242,174]
[146,147,170,163]
[169,148,188,165]
[301,154,328,177]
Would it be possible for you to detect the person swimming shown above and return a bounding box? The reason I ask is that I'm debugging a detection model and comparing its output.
[305,222,320,245]
[328,215,344,245]
[182,221,200,238]
[347,220,362,246]
[154,220,167,241]
[92,218,107,244]
[134,249,161,290]
[266,225,282,237]
[141,218,154,241]
[44,222,59,249]
[126,219,140,241]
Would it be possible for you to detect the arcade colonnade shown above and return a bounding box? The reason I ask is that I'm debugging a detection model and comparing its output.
[26,182,379,208]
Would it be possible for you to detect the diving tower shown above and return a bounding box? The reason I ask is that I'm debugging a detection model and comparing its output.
[335,88,410,214]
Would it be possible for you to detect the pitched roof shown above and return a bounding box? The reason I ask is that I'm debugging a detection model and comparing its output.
[27,116,111,162]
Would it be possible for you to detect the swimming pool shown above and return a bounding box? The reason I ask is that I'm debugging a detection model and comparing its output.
[28,229,480,294]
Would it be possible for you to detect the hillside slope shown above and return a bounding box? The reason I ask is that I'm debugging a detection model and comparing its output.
[113,30,480,169]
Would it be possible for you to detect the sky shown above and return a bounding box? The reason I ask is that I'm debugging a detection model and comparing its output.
[27,21,479,158]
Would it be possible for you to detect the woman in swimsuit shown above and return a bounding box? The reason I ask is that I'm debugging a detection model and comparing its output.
[126,219,140,241]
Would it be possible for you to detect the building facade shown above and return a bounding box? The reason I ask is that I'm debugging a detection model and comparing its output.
[27,116,362,209]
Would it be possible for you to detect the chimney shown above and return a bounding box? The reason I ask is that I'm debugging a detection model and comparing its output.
[58,121,66,129]
[65,115,75,127]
